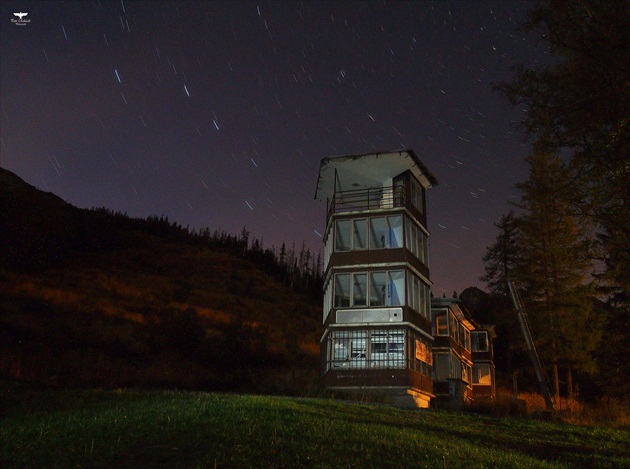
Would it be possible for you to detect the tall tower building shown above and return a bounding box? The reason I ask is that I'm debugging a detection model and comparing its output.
[315,150,438,408]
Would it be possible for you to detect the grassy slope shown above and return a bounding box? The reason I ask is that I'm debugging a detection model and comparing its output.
[2,390,628,468]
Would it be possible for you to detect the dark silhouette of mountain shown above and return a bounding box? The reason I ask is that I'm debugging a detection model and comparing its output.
[0,168,321,394]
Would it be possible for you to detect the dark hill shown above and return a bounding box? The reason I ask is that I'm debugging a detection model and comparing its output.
[0,168,321,394]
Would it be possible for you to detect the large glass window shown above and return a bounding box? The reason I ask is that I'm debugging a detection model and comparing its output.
[369,272,387,306]
[369,215,402,249]
[335,220,351,251]
[354,219,367,249]
[388,271,405,305]
[334,274,351,307]
[334,270,404,308]
[370,217,388,248]
[334,215,405,252]
[404,219,429,266]
[353,273,367,307]
[327,329,406,370]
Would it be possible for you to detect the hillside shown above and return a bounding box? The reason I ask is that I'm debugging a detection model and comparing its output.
[0,168,322,394]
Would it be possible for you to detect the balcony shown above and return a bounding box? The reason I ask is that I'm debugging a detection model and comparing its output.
[327,185,406,221]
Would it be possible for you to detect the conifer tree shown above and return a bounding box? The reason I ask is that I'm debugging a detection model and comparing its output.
[497,1,629,362]
[481,211,521,297]
[512,152,602,399]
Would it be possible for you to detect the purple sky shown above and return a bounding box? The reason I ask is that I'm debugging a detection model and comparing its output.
[1,1,548,295]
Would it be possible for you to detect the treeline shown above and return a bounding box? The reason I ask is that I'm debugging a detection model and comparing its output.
[97,210,325,301]
[0,172,324,301]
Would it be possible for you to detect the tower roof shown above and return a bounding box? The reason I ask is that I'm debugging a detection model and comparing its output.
[314,149,438,200]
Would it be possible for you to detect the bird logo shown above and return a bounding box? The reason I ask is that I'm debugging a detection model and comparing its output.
[13,12,28,20]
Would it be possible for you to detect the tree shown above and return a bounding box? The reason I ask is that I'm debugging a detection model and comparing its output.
[497,0,629,311]
[481,211,521,297]
[512,152,602,399]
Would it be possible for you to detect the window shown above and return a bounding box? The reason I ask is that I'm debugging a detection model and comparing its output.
[411,333,432,376]
[435,312,448,335]
[369,215,402,249]
[335,270,405,308]
[369,272,386,306]
[409,177,424,214]
[473,364,492,385]
[458,324,466,348]
[370,217,387,248]
[434,353,450,381]
[462,363,472,384]
[335,220,352,251]
[449,313,457,340]
[334,215,404,252]
[450,354,462,380]
[334,274,351,307]
[388,271,405,305]
[471,331,489,352]
[323,281,333,322]
[327,329,406,370]
[353,273,367,306]
[405,220,428,266]
[353,219,367,249]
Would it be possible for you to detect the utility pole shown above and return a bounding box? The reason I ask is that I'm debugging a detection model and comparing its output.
[508,280,555,412]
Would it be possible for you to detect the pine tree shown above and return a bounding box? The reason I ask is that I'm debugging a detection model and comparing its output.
[497,1,629,363]
[481,211,521,297]
[512,152,602,399]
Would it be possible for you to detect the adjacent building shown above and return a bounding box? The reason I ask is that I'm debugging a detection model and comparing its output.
[431,297,496,409]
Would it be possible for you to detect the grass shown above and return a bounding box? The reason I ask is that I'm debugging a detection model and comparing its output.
[2,389,629,468]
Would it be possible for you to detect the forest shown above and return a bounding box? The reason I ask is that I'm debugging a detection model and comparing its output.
[478,0,628,403]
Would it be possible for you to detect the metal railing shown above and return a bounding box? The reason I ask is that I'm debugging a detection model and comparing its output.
[328,185,406,220]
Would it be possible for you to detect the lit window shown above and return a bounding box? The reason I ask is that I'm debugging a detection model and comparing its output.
[387,271,405,305]
[327,329,406,371]
[370,217,388,248]
[473,364,492,385]
[369,272,387,306]
[387,216,403,248]
[369,215,402,249]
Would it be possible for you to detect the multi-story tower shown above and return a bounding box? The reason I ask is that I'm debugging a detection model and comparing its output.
[314,150,438,408]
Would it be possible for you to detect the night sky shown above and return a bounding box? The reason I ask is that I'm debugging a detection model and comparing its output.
[1,1,549,296]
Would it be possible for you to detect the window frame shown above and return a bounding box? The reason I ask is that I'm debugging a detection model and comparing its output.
[333,270,406,309]
[471,331,489,352]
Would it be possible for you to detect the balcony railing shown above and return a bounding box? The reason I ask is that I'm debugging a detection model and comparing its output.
[328,185,406,220]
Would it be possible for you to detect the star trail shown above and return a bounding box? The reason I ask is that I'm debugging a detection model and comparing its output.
[0,1,548,295]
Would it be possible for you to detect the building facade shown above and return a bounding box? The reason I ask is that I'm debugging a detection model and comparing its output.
[315,150,438,408]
